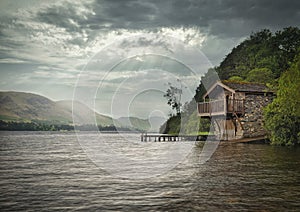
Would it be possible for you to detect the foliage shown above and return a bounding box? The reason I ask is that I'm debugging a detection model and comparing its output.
[228,76,245,82]
[159,115,181,134]
[264,53,300,145]
[0,120,74,131]
[181,110,210,135]
[161,68,219,135]
[194,68,219,102]
[162,27,300,137]
[217,27,300,80]
[163,83,183,115]
[0,120,138,132]
[246,68,275,84]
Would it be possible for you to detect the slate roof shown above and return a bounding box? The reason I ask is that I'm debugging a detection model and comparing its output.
[221,80,274,93]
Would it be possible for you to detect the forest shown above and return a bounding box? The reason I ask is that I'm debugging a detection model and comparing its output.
[161,27,300,145]
[0,120,134,132]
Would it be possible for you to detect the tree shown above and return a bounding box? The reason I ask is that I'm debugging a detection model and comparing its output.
[163,83,182,115]
[181,110,210,135]
[161,27,300,136]
[216,27,300,80]
[194,68,219,102]
[246,68,275,84]
[264,52,300,145]
[159,115,181,134]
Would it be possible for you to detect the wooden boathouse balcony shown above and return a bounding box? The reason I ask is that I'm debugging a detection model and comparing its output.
[198,99,244,117]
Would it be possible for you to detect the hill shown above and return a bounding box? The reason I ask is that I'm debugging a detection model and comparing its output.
[0,91,113,126]
[161,27,300,135]
[216,27,300,81]
[115,117,150,132]
[56,100,113,126]
[0,91,154,131]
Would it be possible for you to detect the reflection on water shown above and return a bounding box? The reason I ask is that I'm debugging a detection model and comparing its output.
[0,131,299,211]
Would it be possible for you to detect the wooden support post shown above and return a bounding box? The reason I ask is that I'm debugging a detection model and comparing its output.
[224,97,227,116]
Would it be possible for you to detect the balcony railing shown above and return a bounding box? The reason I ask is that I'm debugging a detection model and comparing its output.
[198,99,244,116]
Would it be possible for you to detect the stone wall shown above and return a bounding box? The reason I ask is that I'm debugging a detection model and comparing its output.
[240,93,273,138]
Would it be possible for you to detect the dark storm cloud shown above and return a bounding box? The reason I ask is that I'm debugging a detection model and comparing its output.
[60,0,300,36]
[0,0,299,111]
[35,2,93,33]
[35,0,161,32]
[0,0,298,66]
[31,0,300,45]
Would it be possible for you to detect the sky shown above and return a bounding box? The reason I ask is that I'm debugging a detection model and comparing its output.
[0,0,300,119]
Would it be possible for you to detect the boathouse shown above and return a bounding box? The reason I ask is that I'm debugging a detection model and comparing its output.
[197,81,274,140]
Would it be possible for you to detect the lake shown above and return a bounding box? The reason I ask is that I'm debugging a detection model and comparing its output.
[0,131,299,211]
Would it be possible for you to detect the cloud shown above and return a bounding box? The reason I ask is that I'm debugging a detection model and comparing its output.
[0,0,299,113]
[2,0,299,71]
[0,58,29,64]
[89,0,300,37]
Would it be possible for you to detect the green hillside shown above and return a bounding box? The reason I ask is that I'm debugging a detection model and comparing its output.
[115,117,151,132]
[0,91,112,125]
[0,91,69,123]
[161,27,300,143]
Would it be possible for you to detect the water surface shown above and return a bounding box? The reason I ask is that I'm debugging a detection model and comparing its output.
[0,131,299,211]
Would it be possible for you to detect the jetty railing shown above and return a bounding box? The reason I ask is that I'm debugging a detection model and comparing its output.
[140,133,216,142]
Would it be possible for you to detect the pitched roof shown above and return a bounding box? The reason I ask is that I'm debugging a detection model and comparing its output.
[203,80,274,99]
[221,80,273,93]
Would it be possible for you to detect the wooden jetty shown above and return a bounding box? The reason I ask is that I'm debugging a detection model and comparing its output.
[141,133,268,143]
[140,133,215,142]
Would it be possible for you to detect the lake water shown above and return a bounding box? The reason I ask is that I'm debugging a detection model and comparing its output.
[0,131,299,211]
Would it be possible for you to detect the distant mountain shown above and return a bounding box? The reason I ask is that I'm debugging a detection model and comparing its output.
[115,116,166,132]
[0,91,66,122]
[0,91,156,131]
[57,100,113,126]
[0,91,112,126]
[116,117,151,132]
